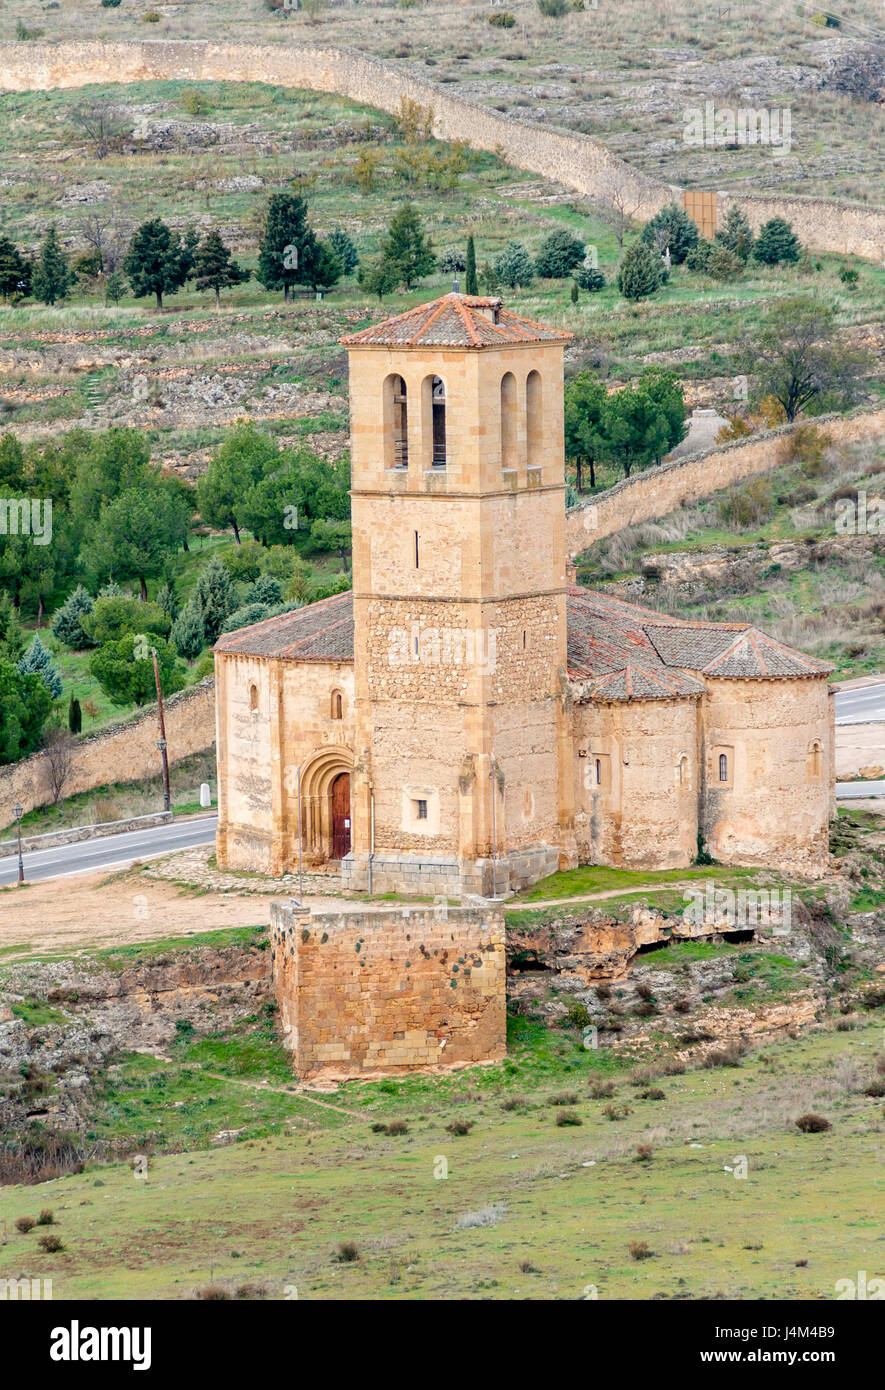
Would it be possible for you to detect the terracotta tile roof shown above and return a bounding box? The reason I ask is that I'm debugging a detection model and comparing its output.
[213,591,354,661]
[567,586,832,699]
[213,584,832,694]
[339,292,572,349]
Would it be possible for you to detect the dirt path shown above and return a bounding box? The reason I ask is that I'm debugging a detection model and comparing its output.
[0,869,279,957]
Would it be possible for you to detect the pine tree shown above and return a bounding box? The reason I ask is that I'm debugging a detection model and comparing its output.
[753,217,801,266]
[0,235,30,302]
[170,598,206,660]
[0,591,26,662]
[104,269,127,304]
[715,205,754,262]
[465,234,478,295]
[357,256,400,302]
[32,227,74,305]
[617,240,663,301]
[328,228,359,277]
[534,227,586,278]
[18,634,63,699]
[378,203,436,290]
[494,241,535,289]
[192,556,236,645]
[123,219,190,309]
[639,202,699,265]
[193,229,251,309]
[256,192,316,302]
[68,695,82,735]
[51,584,95,649]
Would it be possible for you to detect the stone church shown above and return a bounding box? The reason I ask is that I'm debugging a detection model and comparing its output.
[214,293,835,897]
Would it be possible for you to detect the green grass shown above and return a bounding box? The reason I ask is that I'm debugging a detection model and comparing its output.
[10,998,70,1026]
[513,862,762,902]
[2,1017,881,1299]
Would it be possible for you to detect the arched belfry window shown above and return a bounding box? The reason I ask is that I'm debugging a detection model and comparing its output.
[526,370,542,468]
[501,372,517,468]
[249,684,259,714]
[431,376,446,466]
[331,689,343,720]
[384,373,408,469]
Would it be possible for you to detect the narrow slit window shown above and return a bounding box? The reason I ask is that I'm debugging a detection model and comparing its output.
[719,753,728,782]
[415,530,419,568]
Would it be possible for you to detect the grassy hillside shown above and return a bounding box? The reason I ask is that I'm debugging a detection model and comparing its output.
[1,1009,881,1299]
[3,0,884,201]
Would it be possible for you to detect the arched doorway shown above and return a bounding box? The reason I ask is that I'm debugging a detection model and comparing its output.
[297,745,354,867]
[331,772,351,861]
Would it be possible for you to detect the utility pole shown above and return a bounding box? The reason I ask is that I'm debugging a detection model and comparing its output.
[150,648,171,812]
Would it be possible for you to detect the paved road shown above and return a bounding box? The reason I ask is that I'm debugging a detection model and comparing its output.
[0,815,218,887]
[836,780,885,800]
[835,683,885,725]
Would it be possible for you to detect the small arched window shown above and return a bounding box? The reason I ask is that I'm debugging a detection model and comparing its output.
[718,753,728,782]
[249,684,259,714]
[595,758,602,788]
[677,754,689,787]
[526,370,542,468]
[809,740,823,779]
[331,689,343,721]
[501,371,517,468]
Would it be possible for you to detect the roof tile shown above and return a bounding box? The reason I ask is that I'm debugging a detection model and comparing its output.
[339,292,572,349]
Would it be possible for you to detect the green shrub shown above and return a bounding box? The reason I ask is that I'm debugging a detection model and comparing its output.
[717,477,775,529]
[489,10,516,26]
[555,1109,582,1126]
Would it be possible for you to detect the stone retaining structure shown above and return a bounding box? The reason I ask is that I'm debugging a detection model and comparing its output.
[270,899,506,1078]
[0,677,216,826]
[2,40,883,259]
[565,404,885,556]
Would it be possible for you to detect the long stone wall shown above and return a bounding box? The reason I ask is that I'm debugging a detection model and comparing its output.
[565,405,885,556]
[1,39,882,259]
[0,39,668,221]
[0,677,216,825]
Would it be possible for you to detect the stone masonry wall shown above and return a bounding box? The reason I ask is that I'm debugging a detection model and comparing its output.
[1,41,882,259]
[0,677,216,826]
[270,900,506,1078]
[566,405,885,557]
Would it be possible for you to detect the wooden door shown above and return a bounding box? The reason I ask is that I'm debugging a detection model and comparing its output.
[331,772,351,860]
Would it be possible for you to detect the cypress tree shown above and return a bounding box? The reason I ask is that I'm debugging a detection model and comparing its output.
[465,235,478,295]
[68,695,82,735]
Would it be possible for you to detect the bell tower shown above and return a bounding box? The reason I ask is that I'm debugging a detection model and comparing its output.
[340,293,575,896]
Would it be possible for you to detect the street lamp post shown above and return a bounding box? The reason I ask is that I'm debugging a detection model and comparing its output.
[13,804,23,884]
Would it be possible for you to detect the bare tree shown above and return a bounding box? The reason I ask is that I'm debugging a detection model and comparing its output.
[82,213,128,274]
[70,101,129,160]
[43,727,76,806]
[593,167,646,261]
